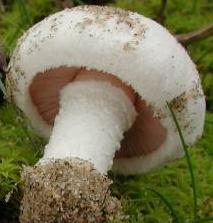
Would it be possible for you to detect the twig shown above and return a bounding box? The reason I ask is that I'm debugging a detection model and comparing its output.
[176,23,213,45]
[156,0,168,25]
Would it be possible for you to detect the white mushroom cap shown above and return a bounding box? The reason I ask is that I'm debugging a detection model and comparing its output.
[7,5,205,175]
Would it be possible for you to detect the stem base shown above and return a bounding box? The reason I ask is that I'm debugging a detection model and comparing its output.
[20,159,123,223]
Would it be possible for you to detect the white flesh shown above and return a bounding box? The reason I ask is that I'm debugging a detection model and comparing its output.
[42,81,137,174]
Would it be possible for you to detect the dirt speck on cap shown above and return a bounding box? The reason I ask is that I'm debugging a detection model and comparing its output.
[72,5,147,52]
[20,158,123,223]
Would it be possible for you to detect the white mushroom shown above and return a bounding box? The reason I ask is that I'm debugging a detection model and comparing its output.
[7,5,205,222]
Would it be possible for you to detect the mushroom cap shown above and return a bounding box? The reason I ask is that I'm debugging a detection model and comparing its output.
[7,5,205,174]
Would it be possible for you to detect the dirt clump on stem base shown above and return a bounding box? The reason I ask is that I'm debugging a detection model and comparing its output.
[20,158,123,223]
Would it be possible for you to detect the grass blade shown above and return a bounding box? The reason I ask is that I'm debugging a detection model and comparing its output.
[0,74,6,97]
[147,188,180,223]
[167,102,198,221]
[73,0,84,5]
[193,216,213,223]
[16,0,32,26]
[192,0,198,13]
[205,120,213,125]
[6,25,23,50]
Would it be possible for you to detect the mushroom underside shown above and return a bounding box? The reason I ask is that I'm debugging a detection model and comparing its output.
[29,66,167,158]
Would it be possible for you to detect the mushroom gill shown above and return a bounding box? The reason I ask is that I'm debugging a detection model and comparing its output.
[29,67,167,158]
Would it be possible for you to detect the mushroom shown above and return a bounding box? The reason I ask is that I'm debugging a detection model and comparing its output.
[7,5,205,223]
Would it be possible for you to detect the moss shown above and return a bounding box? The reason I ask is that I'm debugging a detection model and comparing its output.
[0,102,213,222]
[111,113,213,222]
[0,103,45,200]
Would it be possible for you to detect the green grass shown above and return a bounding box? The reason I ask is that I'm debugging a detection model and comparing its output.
[0,103,46,221]
[0,103,45,200]
[0,104,212,222]
[0,0,58,53]
[111,112,213,222]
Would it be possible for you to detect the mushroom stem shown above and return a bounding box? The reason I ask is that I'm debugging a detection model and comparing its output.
[42,80,137,174]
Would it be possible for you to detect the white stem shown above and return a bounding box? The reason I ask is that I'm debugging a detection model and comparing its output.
[42,81,136,174]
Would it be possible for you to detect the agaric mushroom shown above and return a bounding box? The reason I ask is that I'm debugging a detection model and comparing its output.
[7,5,205,223]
